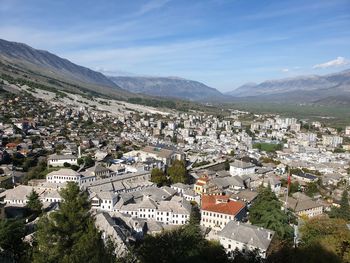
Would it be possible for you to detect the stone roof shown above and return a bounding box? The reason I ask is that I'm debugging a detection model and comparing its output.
[230,160,255,169]
[218,221,274,251]
[47,168,80,177]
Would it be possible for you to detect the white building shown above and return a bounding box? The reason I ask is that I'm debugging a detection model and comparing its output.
[346,126,350,136]
[229,160,255,177]
[218,221,274,259]
[46,169,81,184]
[117,196,191,225]
[322,135,343,147]
[91,191,119,211]
[47,154,78,167]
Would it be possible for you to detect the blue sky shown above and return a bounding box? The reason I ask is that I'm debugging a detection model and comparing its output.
[0,0,349,91]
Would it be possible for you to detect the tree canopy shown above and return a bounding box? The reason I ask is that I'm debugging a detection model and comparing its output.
[167,160,188,184]
[135,224,228,263]
[0,219,29,262]
[299,216,350,262]
[329,189,350,222]
[150,168,168,186]
[33,182,114,263]
[249,187,293,239]
[26,189,43,216]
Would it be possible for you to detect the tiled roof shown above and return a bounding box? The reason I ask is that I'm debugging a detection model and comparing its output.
[201,194,245,215]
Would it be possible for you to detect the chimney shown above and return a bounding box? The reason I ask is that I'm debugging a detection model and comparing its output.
[267,232,272,240]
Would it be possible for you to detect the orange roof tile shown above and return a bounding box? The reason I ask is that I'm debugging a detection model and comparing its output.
[201,194,245,215]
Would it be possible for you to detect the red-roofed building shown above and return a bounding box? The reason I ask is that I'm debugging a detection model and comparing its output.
[200,194,246,231]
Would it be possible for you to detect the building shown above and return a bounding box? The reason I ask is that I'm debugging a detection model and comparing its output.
[117,196,191,225]
[2,185,34,206]
[95,212,128,257]
[218,221,274,259]
[322,135,343,147]
[291,172,318,183]
[47,154,78,167]
[287,193,323,218]
[90,191,119,211]
[229,160,255,177]
[346,126,350,136]
[46,169,82,184]
[127,146,184,166]
[194,177,218,195]
[200,195,246,231]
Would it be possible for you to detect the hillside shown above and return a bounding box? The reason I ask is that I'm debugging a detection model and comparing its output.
[109,76,226,101]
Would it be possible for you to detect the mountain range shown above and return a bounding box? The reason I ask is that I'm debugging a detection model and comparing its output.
[1,38,350,105]
[227,70,350,104]
[109,76,225,101]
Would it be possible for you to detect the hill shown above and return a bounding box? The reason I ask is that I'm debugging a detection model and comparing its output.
[109,76,226,101]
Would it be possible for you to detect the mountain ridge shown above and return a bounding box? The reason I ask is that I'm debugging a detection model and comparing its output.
[109,76,226,101]
[226,69,350,104]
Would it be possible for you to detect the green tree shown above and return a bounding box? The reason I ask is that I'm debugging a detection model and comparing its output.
[26,189,43,216]
[77,158,84,166]
[136,224,228,263]
[299,216,350,262]
[224,159,230,171]
[150,168,168,186]
[249,187,293,239]
[33,182,114,263]
[305,182,319,197]
[83,155,95,168]
[189,204,201,225]
[0,219,30,262]
[329,189,350,221]
[167,160,188,184]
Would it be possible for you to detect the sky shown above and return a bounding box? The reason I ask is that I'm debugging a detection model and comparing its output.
[0,0,349,92]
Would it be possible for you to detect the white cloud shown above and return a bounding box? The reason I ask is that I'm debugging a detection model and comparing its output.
[135,0,171,16]
[313,56,349,69]
[281,68,289,73]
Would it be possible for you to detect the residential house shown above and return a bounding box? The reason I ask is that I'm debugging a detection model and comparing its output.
[229,160,255,177]
[218,221,274,259]
[200,194,246,231]
[47,154,78,167]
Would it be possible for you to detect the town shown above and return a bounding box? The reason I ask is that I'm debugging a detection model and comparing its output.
[1,80,350,262]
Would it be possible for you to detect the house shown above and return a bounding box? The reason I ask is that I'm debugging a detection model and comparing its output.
[95,212,128,257]
[200,194,246,231]
[81,164,111,178]
[286,192,323,218]
[2,185,34,206]
[211,176,246,192]
[126,146,183,166]
[46,169,82,184]
[47,154,78,167]
[171,182,192,195]
[90,191,119,211]
[218,221,274,259]
[117,195,191,225]
[193,177,218,195]
[229,160,255,177]
[291,172,318,183]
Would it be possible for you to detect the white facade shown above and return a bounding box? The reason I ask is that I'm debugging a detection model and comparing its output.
[218,221,274,259]
[46,169,81,184]
[229,161,255,177]
[117,198,191,225]
[201,210,236,230]
[47,154,78,167]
